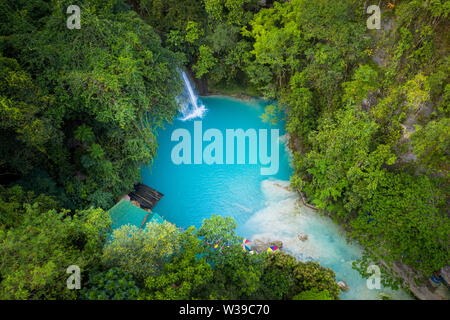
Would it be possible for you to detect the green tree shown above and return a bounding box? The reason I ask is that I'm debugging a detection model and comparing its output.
[141,226,213,299]
[0,186,111,299]
[193,45,217,79]
[207,245,264,299]
[81,268,140,300]
[342,64,379,106]
[1,0,184,209]
[197,215,263,299]
[292,107,396,220]
[204,0,257,27]
[102,221,181,282]
[259,253,340,300]
[245,0,369,101]
[0,55,57,176]
[293,288,334,300]
[185,21,204,44]
[351,172,449,281]
[411,118,450,173]
[196,215,340,300]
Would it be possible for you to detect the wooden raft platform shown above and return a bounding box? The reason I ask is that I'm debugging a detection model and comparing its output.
[129,183,163,210]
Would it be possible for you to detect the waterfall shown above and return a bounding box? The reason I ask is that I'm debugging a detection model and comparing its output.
[178,71,206,121]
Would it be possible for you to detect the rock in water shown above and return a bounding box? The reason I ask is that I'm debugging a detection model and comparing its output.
[337,281,349,291]
[252,239,284,253]
[251,239,266,254]
[298,233,308,241]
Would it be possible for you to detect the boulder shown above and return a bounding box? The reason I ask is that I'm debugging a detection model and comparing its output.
[379,260,444,300]
[120,194,131,201]
[298,233,308,241]
[337,281,349,291]
[251,239,283,254]
[251,239,267,254]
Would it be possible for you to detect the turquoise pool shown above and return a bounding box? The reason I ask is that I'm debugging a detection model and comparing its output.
[141,95,412,300]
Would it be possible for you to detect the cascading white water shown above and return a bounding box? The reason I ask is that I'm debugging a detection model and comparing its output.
[179,71,206,121]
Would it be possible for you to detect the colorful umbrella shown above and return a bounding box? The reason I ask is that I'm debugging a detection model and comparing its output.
[267,245,279,253]
[242,239,251,252]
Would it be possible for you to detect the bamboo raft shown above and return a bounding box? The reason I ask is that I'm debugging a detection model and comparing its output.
[129,183,163,210]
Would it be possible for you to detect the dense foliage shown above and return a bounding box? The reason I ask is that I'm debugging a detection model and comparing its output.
[241,0,449,285]
[140,215,340,300]
[1,0,182,209]
[0,185,110,299]
[81,268,140,300]
[0,0,448,300]
[103,221,181,281]
[131,0,449,287]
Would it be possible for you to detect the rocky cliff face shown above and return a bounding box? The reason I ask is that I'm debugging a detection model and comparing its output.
[186,68,208,96]
[381,260,450,300]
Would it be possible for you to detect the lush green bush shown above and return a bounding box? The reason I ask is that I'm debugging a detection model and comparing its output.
[81,268,140,300]
[258,252,340,300]
[0,186,111,299]
[141,226,213,300]
[284,0,449,285]
[352,172,449,280]
[141,215,341,300]
[1,0,448,299]
[293,289,334,300]
[1,0,183,209]
[103,221,181,282]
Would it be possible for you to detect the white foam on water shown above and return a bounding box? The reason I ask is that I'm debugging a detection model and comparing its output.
[243,179,413,300]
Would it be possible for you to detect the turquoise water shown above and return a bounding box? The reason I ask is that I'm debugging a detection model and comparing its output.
[141,96,411,300]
